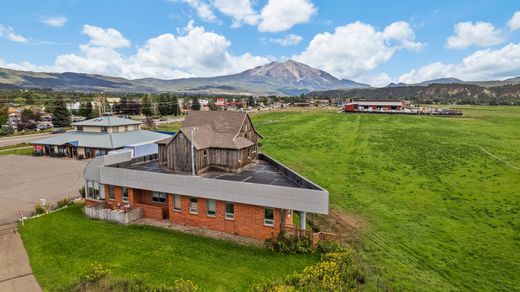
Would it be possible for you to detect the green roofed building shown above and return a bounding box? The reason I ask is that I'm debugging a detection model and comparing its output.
[31,115,171,159]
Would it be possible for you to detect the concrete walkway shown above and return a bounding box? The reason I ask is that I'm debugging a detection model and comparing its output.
[0,223,41,292]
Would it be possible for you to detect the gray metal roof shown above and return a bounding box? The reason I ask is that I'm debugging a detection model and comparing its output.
[73,116,142,127]
[31,130,171,149]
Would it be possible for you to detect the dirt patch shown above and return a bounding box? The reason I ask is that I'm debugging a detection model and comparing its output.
[310,209,365,243]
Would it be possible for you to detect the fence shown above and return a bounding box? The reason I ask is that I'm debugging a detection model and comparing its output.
[85,204,142,224]
[282,225,339,244]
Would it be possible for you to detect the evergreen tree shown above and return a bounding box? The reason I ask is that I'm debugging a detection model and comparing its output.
[51,95,72,128]
[119,96,129,115]
[141,95,154,117]
[158,94,169,116]
[191,96,201,111]
[0,105,9,125]
[85,101,94,119]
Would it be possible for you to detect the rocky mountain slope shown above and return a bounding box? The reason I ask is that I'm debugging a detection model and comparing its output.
[0,60,369,96]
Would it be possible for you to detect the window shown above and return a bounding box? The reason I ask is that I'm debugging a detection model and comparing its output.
[189,198,198,214]
[225,202,234,220]
[113,127,119,133]
[174,195,182,211]
[264,208,274,226]
[109,185,115,201]
[101,127,107,132]
[207,199,216,217]
[86,181,100,200]
[76,126,83,131]
[124,126,128,132]
[122,187,128,202]
[152,192,166,203]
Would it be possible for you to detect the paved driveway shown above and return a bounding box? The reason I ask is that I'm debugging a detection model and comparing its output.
[0,155,88,225]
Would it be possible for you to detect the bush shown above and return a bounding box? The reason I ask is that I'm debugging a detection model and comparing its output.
[252,248,364,291]
[264,232,315,254]
[79,186,85,198]
[56,197,71,208]
[74,264,198,292]
[34,204,46,215]
[82,262,111,283]
[316,240,340,254]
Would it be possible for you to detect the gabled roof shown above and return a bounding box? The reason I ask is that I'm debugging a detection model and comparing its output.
[72,116,142,127]
[31,130,170,149]
[158,111,261,150]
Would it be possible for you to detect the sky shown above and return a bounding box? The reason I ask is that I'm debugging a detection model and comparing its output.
[0,0,519,87]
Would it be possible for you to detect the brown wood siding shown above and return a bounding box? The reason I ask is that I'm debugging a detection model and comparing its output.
[159,114,261,174]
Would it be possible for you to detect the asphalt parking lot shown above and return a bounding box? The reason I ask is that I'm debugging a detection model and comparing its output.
[0,155,88,225]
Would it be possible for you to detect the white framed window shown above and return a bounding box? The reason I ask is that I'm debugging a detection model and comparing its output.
[174,194,182,211]
[189,198,198,214]
[264,208,274,226]
[207,199,216,217]
[108,185,115,201]
[86,181,101,200]
[225,202,234,220]
[152,192,166,204]
[122,187,128,202]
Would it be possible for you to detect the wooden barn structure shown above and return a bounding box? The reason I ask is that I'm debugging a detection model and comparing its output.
[157,111,263,174]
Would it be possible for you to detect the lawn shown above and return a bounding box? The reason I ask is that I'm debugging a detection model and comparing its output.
[19,204,317,291]
[251,106,520,291]
[0,143,33,155]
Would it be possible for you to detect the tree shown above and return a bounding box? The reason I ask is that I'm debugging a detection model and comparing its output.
[51,95,71,128]
[158,94,169,116]
[169,94,179,116]
[141,95,154,117]
[118,96,129,115]
[0,105,8,126]
[78,101,94,119]
[191,96,201,111]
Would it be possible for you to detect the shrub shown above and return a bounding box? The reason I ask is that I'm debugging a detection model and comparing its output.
[79,186,85,198]
[56,197,71,209]
[264,232,315,254]
[253,248,364,291]
[82,262,111,283]
[316,240,340,254]
[34,204,46,215]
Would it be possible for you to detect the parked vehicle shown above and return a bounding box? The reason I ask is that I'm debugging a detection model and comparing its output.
[51,128,66,134]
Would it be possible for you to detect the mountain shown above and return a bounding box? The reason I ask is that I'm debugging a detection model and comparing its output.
[417,78,464,86]
[0,60,370,96]
[307,82,520,105]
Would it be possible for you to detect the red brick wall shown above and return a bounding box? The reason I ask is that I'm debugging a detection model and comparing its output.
[168,195,281,239]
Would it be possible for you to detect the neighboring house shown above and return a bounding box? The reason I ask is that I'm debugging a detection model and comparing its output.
[31,115,171,158]
[343,100,404,112]
[83,111,329,239]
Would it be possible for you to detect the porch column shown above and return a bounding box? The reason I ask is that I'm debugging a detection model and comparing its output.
[299,211,306,230]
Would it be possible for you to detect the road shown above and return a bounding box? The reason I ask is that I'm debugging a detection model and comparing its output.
[0,133,53,148]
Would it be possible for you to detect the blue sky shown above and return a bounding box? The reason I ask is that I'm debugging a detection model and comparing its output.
[0,0,519,86]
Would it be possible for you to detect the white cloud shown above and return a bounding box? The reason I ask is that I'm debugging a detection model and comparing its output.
[212,0,259,27]
[269,34,303,46]
[356,73,393,87]
[41,16,68,27]
[174,0,217,22]
[0,25,28,43]
[446,21,503,49]
[82,24,130,49]
[258,0,316,32]
[294,21,423,79]
[509,11,520,31]
[4,22,269,80]
[399,43,520,83]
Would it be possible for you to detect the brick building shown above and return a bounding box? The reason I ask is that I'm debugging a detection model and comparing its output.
[84,111,328,239]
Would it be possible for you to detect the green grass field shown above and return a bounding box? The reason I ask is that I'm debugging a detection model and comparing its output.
[252,106,520,291]
[19,204,317,291]
[0,143,33,155]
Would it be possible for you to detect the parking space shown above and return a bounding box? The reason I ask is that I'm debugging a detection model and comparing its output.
[0,155,87,225]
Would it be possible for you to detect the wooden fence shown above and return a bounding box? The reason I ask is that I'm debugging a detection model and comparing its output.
[85,204,142,224]
[282,225,339,245]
